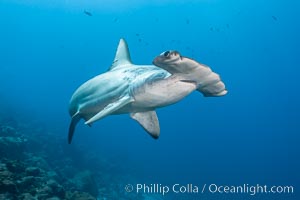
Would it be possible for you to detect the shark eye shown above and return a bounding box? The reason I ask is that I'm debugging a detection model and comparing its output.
[162,51,170,57]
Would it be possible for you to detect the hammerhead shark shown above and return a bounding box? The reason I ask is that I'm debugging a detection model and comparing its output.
[68,39,227,143]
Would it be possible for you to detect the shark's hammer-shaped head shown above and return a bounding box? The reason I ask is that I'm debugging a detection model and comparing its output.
[153,50,200,75]
[153,50,228,97]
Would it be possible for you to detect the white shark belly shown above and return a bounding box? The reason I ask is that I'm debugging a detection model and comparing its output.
[130,75,197,109]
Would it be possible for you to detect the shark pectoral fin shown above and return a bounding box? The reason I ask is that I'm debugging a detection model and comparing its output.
[85,95,134,125]
[130,111,160,139]
[68,112,81,144]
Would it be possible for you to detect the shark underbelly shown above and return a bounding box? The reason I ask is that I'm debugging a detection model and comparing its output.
[128,76,197,111]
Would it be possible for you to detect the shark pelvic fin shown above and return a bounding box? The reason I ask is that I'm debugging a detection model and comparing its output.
[85,95,134,125]
[68,112,81,144]
[109,38,132,70]
[130,111,160,139]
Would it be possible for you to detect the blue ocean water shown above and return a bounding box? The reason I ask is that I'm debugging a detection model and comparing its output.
[0,0,299,199]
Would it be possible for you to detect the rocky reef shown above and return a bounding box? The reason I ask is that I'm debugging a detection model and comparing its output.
[0,118,147,200]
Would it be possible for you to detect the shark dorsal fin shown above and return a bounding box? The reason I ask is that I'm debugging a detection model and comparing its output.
[109,38,132,70]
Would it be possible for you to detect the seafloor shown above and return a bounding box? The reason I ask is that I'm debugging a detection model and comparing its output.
[0,114,163,200]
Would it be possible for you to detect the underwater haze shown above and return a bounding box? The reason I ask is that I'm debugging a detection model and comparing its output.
[0,0,299,199]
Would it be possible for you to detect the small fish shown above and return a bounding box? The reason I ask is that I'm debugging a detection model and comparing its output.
[84,10,92,16]
[272,15,278,21]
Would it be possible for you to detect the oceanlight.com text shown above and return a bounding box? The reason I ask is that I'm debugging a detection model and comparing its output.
[124,183,294,196]
[207,184,294,195]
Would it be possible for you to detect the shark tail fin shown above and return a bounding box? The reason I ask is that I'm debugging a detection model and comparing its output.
[109,38,132,70]
[68,112,81,144]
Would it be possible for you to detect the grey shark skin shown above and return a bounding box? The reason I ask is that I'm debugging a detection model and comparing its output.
[68,39,227,144]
